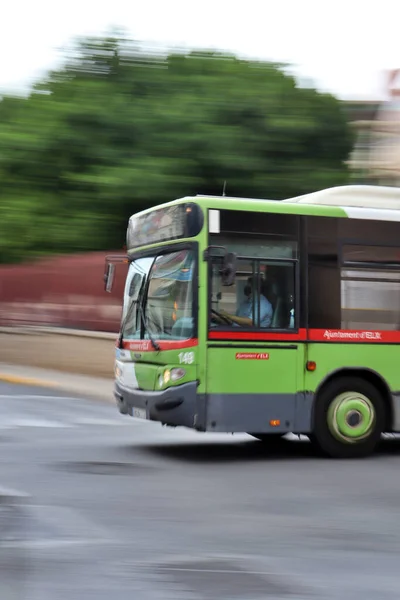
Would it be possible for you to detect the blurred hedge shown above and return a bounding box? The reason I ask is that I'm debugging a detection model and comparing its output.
[0,34,354,263]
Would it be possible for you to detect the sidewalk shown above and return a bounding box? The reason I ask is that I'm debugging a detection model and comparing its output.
[0,363,114,403]
[0,328,115,379]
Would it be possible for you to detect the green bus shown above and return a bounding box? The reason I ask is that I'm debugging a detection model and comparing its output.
[105,184,400,459]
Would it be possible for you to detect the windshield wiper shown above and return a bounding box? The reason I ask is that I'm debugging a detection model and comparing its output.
[137,301,160,352]
[118,299,160,352]
[118,297,137,349]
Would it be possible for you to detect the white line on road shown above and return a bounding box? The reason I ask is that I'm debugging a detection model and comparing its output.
[0,418,73,429]
[0,415,154,429]
[74,417,130,426]
[0,395,86,401]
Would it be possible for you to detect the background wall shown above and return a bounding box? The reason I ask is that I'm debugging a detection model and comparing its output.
[0,252,128,333]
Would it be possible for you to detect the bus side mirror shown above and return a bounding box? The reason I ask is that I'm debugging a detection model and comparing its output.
[103,254,129,293]
[221,252,237,286]
[104,263,115,293]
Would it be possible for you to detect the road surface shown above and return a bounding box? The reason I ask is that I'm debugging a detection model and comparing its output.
[1,381,400,599]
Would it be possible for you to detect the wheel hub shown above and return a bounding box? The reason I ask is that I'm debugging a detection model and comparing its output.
[346,410,362,428]
[327,392,375,444]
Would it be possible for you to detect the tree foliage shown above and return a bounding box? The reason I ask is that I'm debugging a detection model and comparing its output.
[0,34,354,263]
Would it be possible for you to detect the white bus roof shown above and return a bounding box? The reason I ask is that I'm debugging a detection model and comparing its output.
[283,185,400,210]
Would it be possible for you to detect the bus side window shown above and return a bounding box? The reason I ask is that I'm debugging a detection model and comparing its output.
[210,259,296,330]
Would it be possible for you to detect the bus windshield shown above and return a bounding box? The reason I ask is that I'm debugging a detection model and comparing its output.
[121,249,196,341]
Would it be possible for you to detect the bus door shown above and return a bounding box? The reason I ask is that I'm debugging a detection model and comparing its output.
[205,257,303,433]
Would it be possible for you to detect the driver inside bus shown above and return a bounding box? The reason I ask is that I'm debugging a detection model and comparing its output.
[218,275,273,328]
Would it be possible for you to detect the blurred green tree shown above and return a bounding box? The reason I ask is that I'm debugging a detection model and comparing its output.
[0,34,354,263]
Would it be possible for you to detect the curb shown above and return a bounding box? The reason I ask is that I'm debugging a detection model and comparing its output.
[0,374,60,389]
[0,326,117,340]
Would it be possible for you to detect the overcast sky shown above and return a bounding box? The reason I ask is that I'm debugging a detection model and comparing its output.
[0,0,398,100]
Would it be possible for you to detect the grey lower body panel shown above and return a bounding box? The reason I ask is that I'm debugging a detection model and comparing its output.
[205,392,313,433]
[115,381,314,434]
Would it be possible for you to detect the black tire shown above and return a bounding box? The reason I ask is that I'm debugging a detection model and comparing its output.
[311,377,385,459]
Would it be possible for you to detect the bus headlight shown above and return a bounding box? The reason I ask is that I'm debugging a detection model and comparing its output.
[170,368,186,382]
[160,368,186,387]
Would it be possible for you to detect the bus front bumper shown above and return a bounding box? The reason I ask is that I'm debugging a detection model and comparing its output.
[114,380,202,429]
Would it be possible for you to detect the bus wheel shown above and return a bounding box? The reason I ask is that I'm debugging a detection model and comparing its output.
[312,377,385,459]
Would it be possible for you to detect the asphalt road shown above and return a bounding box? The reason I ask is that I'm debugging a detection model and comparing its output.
[1,382,400,600]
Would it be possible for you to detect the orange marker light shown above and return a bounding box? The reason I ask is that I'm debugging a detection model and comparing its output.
[306,361,317,372]
[270,419,280,427]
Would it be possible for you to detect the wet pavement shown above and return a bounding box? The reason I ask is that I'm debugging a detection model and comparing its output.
[1,382,400,599]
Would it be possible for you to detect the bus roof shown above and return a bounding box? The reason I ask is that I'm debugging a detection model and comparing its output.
[196,185,400,221]
[282,185,400,209]
[132,185,400,223]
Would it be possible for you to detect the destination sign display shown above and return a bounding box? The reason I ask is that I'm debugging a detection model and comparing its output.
[127,203,203,251]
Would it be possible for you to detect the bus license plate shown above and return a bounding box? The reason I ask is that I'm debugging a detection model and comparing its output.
[132,407,146,420]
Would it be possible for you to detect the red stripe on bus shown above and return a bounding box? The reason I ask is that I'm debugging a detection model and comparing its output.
[209,330,307,341]
[209,329,400,343]
[118,330,400,349]
[120,338,198,351]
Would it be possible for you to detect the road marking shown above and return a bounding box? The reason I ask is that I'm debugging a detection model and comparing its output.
[0,395,196,430]
[0,375,60,388]
[74,417,131,426]
[0,395,83,400]
[0,414,146,429]
[0,418,73,429]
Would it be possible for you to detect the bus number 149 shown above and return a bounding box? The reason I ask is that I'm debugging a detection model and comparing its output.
[178,352,195,365]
